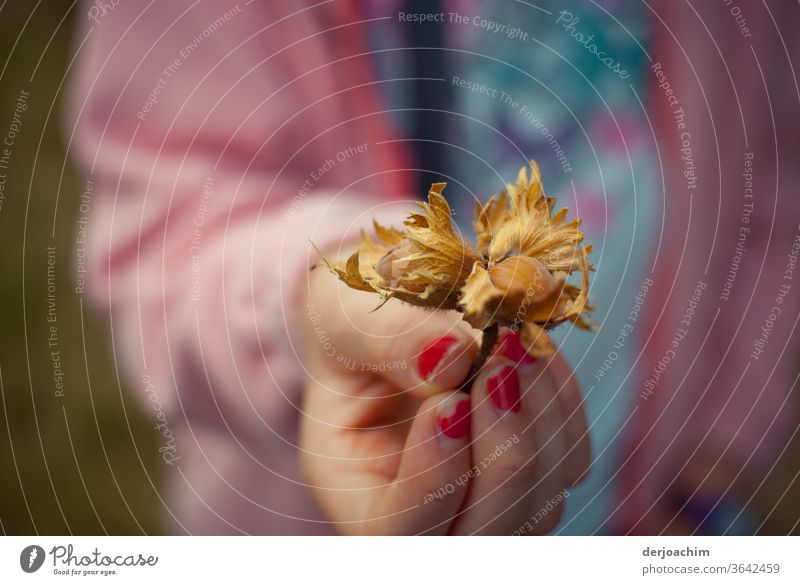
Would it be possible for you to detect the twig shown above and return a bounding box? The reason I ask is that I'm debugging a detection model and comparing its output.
[459,322,499,394]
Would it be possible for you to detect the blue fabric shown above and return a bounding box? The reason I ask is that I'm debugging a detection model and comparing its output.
[368,0,657,534]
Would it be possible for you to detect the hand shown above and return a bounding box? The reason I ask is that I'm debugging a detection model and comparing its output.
[298,264,591,534]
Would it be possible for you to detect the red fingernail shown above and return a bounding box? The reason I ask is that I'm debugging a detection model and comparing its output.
[417,335,458,380]
[436,395,471,440]
[487,366,521,413]
[498,331,537,365]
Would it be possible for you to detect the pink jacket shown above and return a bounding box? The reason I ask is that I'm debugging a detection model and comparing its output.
[67,0,411,534]
[616,1,800,533]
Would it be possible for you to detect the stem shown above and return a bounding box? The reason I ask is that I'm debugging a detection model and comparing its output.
[459,322,499,394]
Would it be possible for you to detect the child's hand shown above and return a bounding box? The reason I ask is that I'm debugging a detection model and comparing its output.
[299,264,590,534]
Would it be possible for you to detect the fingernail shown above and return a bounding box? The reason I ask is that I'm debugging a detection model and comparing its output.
[498,331,537,365]
[487,366,521,414]
[435,393,471,441]
[417,335,458,381]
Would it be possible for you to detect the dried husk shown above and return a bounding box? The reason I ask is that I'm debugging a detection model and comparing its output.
[315,160,594,357]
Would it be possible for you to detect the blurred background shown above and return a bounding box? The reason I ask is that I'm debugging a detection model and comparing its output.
[1,0,799,535]
[0,2,161,534]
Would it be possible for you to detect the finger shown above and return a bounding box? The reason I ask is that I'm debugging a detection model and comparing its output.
[499,330,590,486]
[363,391,474,534]
[303,390,473,535]
[545,345,591,486]
[451,355,568,535]
[518,358,570,534]
[315,279,479,397]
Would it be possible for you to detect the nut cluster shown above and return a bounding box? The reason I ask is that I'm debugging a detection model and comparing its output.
[316,160,594,357]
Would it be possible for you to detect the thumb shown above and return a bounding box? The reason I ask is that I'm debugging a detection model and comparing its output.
[331,285,480,398]
[361,391,473,534]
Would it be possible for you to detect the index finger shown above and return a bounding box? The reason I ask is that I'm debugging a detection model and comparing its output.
[310,271,479,397]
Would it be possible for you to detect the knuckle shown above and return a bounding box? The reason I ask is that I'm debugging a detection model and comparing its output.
[492,448,540,482]
[525,397,564,436]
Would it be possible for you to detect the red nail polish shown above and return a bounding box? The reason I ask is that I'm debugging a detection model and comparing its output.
[487,366,521,413]
[436,397,471,439]
[417,335,457,380]
[498,331,537,365]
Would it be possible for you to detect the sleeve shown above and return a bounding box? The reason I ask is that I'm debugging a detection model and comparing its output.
[65,0,409,440]
[617,0,800,533]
